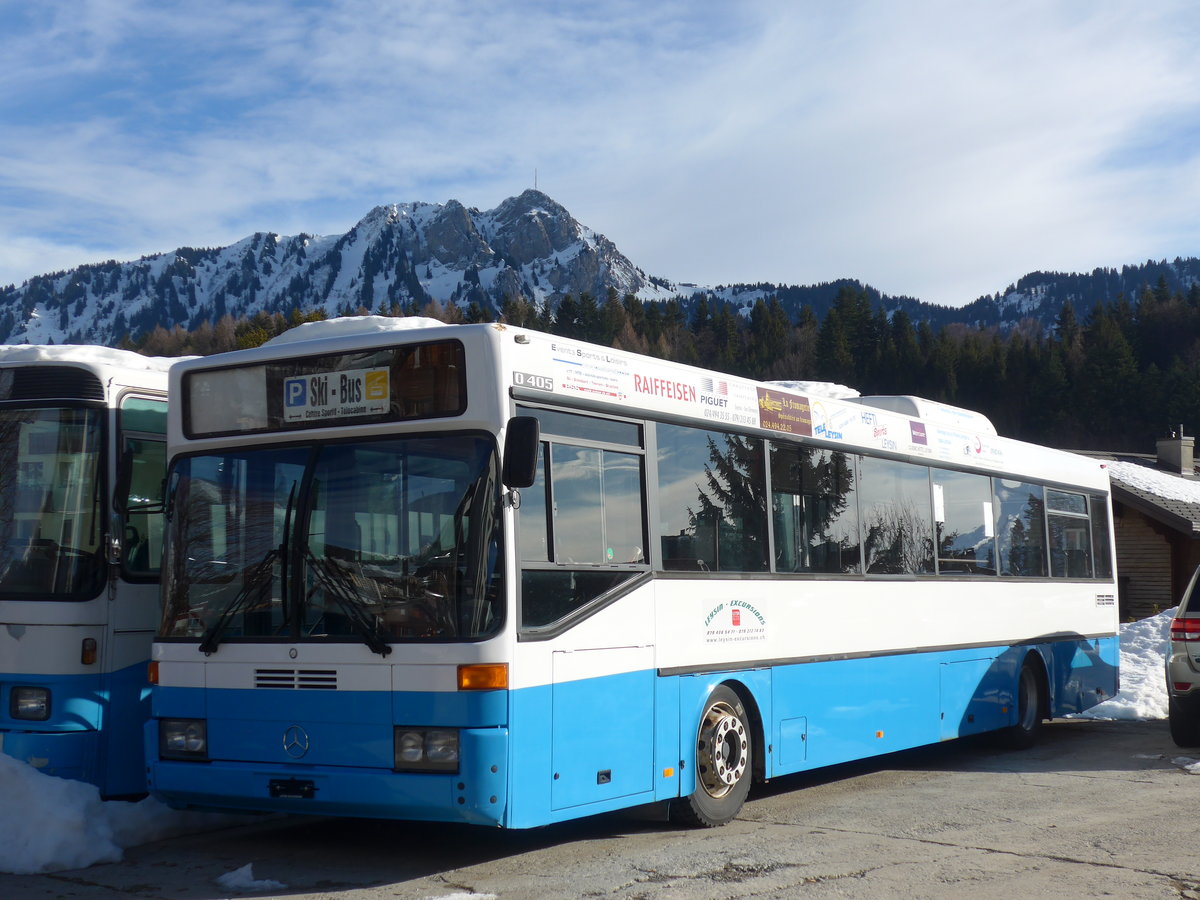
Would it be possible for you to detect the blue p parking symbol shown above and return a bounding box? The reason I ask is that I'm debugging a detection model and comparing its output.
[285,378,306,407]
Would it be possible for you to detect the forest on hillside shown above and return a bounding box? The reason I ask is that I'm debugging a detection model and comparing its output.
[128,277,1200,453]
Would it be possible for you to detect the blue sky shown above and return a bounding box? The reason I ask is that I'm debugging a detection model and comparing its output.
[2,0,1199,307]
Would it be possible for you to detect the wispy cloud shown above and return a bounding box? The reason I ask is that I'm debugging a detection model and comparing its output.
[2,0,1199,305]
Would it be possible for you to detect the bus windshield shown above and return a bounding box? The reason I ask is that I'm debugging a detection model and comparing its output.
[0,407,105,600]
[159,434,504,646]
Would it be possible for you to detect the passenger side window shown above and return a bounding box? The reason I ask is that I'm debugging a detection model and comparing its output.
[550,444,644,564]
[656,423,768,573]
[769,442,860,573]
[517,408,647,629]
[858,456,934,575]
[932,468,995,574]
[1047,489,1092,577]
[994,479,1047,577]
[1089,494,1113,579]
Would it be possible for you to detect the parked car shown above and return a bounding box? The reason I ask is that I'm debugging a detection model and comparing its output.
[1168,566,1200,746]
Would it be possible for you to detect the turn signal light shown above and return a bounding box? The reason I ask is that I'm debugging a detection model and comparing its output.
[458,663,508,691]
[148,661,159,685]
[81,638,97,665]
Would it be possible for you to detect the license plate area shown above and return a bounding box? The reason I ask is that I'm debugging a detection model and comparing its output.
[269,778,317,799]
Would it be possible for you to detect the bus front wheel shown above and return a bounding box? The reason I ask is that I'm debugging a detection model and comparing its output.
[672,685,752,827]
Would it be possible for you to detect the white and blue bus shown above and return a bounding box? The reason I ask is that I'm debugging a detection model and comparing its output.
[0,346,170,797]
[146,317,1117,827]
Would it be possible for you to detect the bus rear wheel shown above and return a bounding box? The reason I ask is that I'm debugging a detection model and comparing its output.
[672,685,752,827]
[999,660,1045,750]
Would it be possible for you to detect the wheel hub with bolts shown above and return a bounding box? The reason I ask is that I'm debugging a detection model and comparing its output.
[698,701,748,798]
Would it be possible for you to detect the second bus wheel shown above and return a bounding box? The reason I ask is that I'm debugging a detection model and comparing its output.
[672,684,752,827]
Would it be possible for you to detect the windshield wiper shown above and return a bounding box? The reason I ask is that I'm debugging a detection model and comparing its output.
[198,548,279,654]
[303,550,392,657]
[198,481,297,654]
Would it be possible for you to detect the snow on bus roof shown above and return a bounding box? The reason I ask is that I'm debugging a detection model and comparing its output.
[766,380,861,400]
[847,394,998,436]
[0,344,177,374]
[263,315,452,348]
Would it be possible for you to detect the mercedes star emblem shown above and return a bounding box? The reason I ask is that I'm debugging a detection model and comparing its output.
[282,724,310,759]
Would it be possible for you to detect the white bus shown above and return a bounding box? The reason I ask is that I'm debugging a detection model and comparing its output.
[147,317,1117,827]
[0,346,170,797]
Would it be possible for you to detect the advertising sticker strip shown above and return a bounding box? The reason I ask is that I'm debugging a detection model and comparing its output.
[513,332,1008,468]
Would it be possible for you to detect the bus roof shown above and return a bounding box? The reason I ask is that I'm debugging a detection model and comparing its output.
[262,315,449,348]
[172,317,1109,492]
[0,344,177,376]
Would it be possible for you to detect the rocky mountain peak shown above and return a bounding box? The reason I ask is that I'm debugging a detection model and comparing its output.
[0,191,660,345]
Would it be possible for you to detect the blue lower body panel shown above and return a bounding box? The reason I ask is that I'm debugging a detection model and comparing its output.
[1,660,150,797]
[1,728,101,787]
[146,635,1119,826]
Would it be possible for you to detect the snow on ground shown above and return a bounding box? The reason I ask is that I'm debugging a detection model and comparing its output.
[215,862,286,893]
[0,608,1183,878]
[1076,606,1173,721]
[0,751,246,875]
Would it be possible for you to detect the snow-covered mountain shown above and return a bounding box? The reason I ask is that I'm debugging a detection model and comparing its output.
[0,190,676,345]
[2,188,1198,346]
[944,259,1200,330]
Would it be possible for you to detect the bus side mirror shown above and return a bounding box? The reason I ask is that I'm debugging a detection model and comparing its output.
[502,416,539,488]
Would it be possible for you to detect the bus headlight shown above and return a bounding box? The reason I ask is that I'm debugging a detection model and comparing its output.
[10,686,50,721]
[393,727,459,773]
[159,718,208,760]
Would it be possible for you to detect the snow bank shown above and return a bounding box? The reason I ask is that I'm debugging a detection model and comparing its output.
[0,753,244,875]
[1075,607,1172,720]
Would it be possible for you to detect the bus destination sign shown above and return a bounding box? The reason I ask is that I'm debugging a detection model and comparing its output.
[283,367,390,422]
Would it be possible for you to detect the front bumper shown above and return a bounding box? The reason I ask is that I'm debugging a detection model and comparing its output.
[147,724,509,825]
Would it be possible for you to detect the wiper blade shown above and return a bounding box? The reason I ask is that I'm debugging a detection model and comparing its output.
[304,550,392,657]
[198,549,279,654]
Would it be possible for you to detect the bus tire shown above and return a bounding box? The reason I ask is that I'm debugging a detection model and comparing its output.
[672,685,752,828]
[999,659,1044,750]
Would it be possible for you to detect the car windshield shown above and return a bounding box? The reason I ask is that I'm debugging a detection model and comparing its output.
[0,407,105,599]
[160,434,504,646]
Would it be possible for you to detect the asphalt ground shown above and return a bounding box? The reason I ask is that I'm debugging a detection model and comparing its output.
[3,718,1196,900]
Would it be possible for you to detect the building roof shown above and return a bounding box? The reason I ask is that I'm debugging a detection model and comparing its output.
[1080,450,1200,536]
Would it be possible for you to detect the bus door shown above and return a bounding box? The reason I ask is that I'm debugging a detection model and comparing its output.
[514,407,657,814]
[102,395,167,794]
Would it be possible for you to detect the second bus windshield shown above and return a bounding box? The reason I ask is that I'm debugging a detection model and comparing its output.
[0,407,104,599]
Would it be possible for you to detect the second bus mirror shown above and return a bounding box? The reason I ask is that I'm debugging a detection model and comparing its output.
[502,416,540,488]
